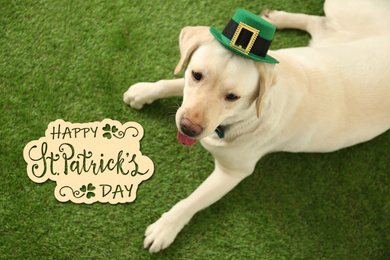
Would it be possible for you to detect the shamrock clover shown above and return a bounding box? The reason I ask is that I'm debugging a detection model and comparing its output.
[102,124,118,139]
[80,183,96,199]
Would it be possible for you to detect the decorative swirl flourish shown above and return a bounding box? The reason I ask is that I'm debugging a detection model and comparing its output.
[59,186,85,198]
[113,126,139,139]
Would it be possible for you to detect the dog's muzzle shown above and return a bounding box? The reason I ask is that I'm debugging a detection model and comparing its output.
[180,118,203,137]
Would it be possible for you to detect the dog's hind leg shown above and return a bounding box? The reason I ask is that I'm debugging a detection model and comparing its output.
[260,9,327,40]
[123,78,184,109]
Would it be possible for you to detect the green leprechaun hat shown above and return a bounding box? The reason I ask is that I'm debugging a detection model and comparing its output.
[210,9,279,63]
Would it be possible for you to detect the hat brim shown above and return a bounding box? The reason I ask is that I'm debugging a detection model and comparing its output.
[210,27,279,64]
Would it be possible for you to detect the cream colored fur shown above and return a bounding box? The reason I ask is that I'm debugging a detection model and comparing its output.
[123,0,390,253]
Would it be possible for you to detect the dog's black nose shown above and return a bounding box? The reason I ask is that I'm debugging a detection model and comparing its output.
[180,118,203,137]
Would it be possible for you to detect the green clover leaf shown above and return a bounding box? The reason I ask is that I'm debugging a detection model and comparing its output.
[79,183,96,199]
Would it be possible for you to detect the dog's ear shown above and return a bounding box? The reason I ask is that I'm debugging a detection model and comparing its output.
[174,26,213,75]
[256,62,278,118]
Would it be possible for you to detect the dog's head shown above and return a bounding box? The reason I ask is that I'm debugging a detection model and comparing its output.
[175,26,277,142]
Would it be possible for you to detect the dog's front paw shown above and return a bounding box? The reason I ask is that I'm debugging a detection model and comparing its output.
[123,82,157,109]
[144,212,187,253]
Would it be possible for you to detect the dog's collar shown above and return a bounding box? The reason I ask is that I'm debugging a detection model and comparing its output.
[215,126,224,139]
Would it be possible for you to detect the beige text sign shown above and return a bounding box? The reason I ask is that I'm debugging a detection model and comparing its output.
[23,119,154,204]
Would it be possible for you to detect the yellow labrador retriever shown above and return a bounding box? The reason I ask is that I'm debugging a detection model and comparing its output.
[123,0,390,253]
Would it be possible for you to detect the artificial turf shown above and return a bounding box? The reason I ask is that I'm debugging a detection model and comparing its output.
[1,0,389,259]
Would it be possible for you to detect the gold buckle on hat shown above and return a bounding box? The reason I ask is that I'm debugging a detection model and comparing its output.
[230,22,259,55]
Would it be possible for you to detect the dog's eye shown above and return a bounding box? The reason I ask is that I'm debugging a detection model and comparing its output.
[225,93,240,101]
[192,71,202,81]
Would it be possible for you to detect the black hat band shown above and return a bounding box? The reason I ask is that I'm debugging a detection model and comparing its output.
[222,19,272,58]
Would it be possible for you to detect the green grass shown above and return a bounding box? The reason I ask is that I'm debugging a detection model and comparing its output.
[1,0,389,259]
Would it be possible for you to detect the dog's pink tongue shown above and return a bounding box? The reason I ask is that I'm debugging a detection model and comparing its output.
[177,131,197,146]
